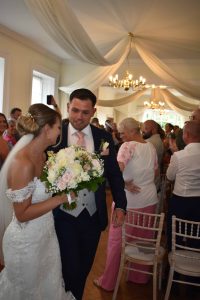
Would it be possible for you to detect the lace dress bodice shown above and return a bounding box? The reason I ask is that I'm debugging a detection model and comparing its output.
[6,177,51,204]
[0,178,75,300]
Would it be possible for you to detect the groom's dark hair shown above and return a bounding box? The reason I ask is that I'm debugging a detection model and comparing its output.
[69,88,96,106]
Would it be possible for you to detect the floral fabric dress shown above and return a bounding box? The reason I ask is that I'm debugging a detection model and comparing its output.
[0,177,75,300]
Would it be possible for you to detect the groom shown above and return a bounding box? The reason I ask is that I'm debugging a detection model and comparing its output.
[53,88,127,300]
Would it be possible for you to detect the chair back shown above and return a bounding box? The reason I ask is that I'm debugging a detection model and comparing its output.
[171,215,200,257]
[123,210,165,258]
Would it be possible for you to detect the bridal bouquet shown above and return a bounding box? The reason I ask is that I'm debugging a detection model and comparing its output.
[41,145,105,209]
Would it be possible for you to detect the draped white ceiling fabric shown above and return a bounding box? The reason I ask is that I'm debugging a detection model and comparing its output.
[97,89,147,107]
[25,0,200,111]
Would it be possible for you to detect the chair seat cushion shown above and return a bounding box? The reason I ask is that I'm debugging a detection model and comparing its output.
[169,250,200,274]
[125,242,165,262]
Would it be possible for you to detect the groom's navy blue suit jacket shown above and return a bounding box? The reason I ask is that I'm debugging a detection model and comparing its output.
[52,123,127,230]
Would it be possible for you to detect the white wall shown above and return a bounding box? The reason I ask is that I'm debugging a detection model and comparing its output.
[0,31,61,117]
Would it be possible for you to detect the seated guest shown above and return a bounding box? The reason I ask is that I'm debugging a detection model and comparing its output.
[166,120,200,251]
[3,119,17,149]
[94,117,158,291]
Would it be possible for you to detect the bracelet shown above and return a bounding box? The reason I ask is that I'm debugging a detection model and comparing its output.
[115,207,126,215]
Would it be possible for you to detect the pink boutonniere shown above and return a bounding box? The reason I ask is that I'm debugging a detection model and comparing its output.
[100,140,109,156]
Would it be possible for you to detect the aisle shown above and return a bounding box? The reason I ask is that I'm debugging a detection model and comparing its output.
[82,189,152,300]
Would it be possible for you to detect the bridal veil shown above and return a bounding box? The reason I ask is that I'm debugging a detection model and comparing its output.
[0,134,34,263]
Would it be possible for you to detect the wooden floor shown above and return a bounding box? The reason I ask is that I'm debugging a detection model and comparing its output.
[82,189,200,300]
[83,189,156,300]
[1,189,199,299]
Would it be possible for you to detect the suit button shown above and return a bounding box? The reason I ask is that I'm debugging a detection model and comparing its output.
[84,193,86,196]
[82,203,85,206]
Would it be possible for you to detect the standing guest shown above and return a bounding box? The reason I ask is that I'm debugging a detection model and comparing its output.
[52,88,127,300]
[174,128,186,151]
[142,120,164,196]
[94,118,158,291]
[3,119,17,149]
[10,108,22,141]
[173,125,180,135]
[47,95,62,116]
[0,113,8,136]
[142,120,164,168]
[0,104,75,300]
[105,119,122,152]
[189,107,200,121]
[10,107,22,121]
[90,117,101,128]
[0,137,9,169]
[165,123,174,136]
[166,120,200,251]
[0,113,9,169]
[168,132,178,154]
[163,123,175,173]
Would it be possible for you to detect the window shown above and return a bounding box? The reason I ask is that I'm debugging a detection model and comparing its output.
[31,70,55,105]
[142,109,185,128]
[0,57,5,112]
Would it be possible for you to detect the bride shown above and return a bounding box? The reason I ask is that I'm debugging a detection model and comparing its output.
[0,104,75,300]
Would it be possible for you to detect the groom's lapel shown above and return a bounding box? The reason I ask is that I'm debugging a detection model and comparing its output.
[91,125,101,153]
[62,123,69,148]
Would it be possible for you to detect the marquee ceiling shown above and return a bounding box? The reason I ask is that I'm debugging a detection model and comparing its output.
[0,0,200,110]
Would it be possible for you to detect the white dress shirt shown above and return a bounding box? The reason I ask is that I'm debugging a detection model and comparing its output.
[167,143,200,197]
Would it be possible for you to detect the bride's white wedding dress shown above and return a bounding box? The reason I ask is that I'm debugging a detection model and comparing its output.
[0,177,75,300]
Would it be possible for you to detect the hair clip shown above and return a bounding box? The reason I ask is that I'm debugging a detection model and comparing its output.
[26,112,35,122]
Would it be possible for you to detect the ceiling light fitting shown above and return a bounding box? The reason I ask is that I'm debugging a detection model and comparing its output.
[108,32,146,91]
[144,87,165,114]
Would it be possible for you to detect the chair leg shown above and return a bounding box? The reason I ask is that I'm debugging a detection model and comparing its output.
[112,258,124,300]
[164,266,174,300]
[158,262,163,290]
[153,263,158,300]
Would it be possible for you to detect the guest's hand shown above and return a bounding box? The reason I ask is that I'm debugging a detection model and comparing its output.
[125,180,141,193]
[112,209,125,227]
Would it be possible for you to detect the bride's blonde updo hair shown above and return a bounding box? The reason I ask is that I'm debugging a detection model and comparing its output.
[17,103,61,137]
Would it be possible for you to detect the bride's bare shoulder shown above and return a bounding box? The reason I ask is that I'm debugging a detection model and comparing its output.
[8,150,35,188]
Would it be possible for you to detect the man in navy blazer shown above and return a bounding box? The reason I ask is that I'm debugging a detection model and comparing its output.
[53,88,127,300]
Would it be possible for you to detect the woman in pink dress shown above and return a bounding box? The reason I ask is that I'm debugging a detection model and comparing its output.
[94,117,158,291]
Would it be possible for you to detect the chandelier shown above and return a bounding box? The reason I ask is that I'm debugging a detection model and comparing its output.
[144,87,165,115]
[108,33,146,91]
[109,72,146,92]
